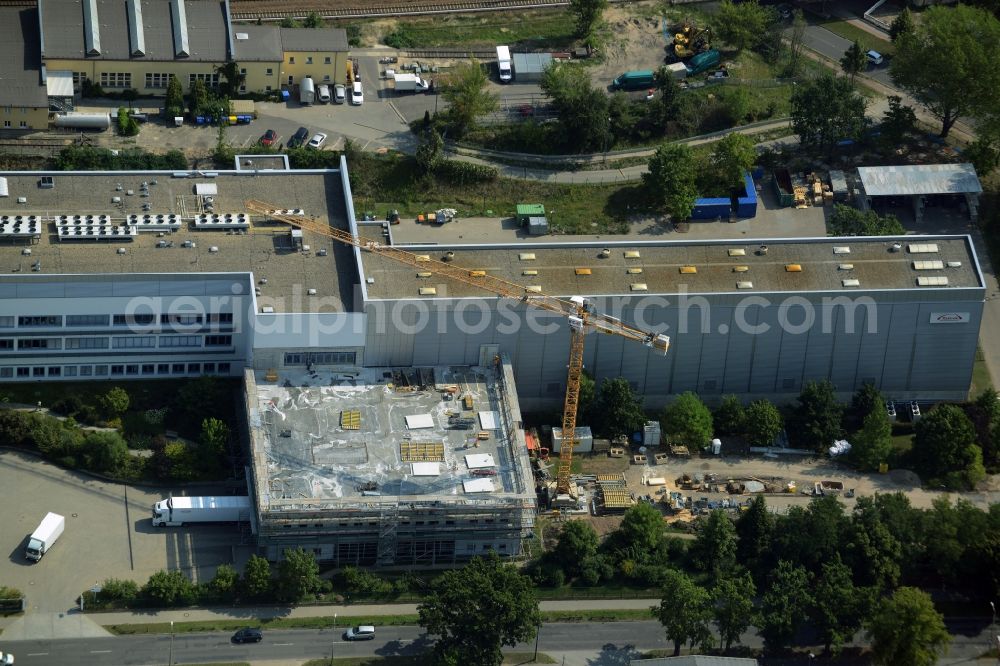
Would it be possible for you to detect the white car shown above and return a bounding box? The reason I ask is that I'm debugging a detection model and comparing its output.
[306,133,327,149]
[351,82,364,106]
[0,650,13,665]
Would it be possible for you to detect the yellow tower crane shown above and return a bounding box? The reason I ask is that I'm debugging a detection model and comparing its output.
[244,200,670,496]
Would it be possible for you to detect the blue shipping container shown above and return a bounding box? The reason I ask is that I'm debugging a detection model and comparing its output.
[690,197,731,220]
[735,172,758,218]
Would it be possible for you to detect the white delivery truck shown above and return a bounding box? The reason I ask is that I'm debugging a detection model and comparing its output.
[392,73,431,93]
[25,512,65,561]
[496,45,512,83]
[152,496,251,527]
[299,77,316,105]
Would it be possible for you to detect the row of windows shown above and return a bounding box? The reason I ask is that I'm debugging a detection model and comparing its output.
[2,106,30,114]
[145,73,171,89]
[3,335,232,351]
[288,56,333,65]
[283,351,356,366]
[100,72,132,89]
[2,121,29,128]
[0,313,234,328]
[189,73,220,88]
[1,362,231,379]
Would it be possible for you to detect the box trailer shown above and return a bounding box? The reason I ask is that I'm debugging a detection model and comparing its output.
[25,512,65,561]
[496,46,512,83]
[299,77,316,105]
[152,496,251,527]
[393,73,431,93]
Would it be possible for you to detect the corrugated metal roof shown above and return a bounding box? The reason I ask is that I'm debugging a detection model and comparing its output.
[857,163,982,197]
[46,70,75,97]
[512,52,553,74]
[0,7,47,107]
[279,27,349,52]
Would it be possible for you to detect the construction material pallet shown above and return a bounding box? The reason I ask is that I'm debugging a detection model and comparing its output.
[400,441,445,462]
[340,409,361,430]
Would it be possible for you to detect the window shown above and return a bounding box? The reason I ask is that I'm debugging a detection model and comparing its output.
[72,72,87,89]
[111,365,125,376]
[67,314,109,326]
[240,68,246,75]
[283,351,355,365]
[187,363,201,373]
[18,121,26,128]
[161,313,203,326]
[16,367,29,377]
[33,367,45,377]
[157,364,170,375]
[0,339,12,349]
[172,363,186,374]
[0,368,11,378]
[203,362,216,373]
[18,338,61,350]
[266,68,273,75]
[126,364,139,376]
[306,56,313,64]
[187,73,219,88]
[324,56,331,64]
[94,365,108,376]
[63,366,77,377]
[160,335,200,348]
[65,337,109,350]
[79,365,93,376]
[323,75,330,81]
[113,336,156,349]
[284,352,304,366]
[99,72,132,88]
[114,313,156,327]
[205,335,231,346]
[47,367,61,377]
[207,313,233,324]
[3,121,9,128]
[142,364,155,375]
[289,56,295,64]
[19,315,62,327]
[265,86,272,92]
[218,362,230,373]
[144,73,171,89]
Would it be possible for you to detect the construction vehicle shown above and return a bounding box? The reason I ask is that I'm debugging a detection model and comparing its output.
[243,200,670,503]
[674,25,712,59]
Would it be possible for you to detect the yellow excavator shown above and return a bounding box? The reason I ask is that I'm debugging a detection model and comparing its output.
[674,25,712,59]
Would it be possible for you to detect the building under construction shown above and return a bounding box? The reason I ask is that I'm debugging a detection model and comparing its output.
[242,360,536,566]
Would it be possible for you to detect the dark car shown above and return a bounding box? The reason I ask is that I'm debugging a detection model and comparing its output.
[232,628,263,643]
[287,126,310,148]
[259,129,277,147]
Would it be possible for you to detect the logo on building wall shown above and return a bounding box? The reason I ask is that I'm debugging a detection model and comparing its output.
[930,312,970,324]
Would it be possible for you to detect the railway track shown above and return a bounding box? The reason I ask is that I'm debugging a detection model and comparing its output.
[230,0,614,21]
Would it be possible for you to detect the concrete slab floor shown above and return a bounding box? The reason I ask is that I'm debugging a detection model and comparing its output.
[255,366,522,502]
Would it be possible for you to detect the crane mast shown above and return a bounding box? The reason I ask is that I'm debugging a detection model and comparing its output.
[245,200,670,497]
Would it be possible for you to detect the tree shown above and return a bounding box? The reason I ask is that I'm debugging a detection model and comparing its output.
[771,495,851,575]
[757,560,811,652]
[847,382,884,432]
[591,377,645,439]
[242,554,273,599]
[736,495,773,577]
[889,7,913,43]
[198,417,228,470]
[689,510,736,582]
[791,74,868,154]
[712,0,772,53]
[744,400,782,448]
[611,502,666,560]
[569,0,607,39]
[642,143,698,221]
[714,395,746,437]
[810,557,868,654]
[784,10,807,77]
[83,431,128,473]
[554,520,599,578]
[142,569,196,606]
[653,67,681,123]
[188,79,209,117]
[303,11,323,28]
[828,204,905,236]
[912,403,986,489]
[418,553,540,666]
[867,587,950,666]
[890,5,1000,137]
[880,95,918,145]
[276,548,323,602]
[850,409,893,472]
[100,386,130,417]
[713,570,756,652]
[541,63,610,152]
[210,563,239,599]
[710,133,756,190]
[653,569,714,656]
[216,61,245,98]
[415,127,444,175]
[165,75,184,118]
[578,371,596,424]
[442,59,498,137]
[789,380,843,453]
[660,392,713,449]
[840,40,868,84]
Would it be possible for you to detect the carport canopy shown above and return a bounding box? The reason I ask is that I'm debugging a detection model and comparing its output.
[857,163,982,197]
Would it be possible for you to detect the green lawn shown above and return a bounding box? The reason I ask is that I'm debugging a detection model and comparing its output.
[812,16,895,56]
[380,10,577,49]
[970,346,994,397]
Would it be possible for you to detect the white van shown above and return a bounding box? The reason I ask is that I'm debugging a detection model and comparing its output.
[317,84,331,103]
[866,50,884,66]
[344,625,376,641]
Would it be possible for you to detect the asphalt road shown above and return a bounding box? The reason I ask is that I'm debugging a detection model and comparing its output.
[794,23,895,88]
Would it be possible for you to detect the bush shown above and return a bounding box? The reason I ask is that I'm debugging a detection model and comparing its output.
[142,570,197,607]
[0,586,23,600]
[384,25,418,49]
[101,578,140,604]
[50,395,84,418]
[342,567,394,597]
[116,107,140,136]
[433,159,499,184]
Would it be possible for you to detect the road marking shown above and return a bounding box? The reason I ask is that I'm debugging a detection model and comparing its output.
[90,650,112,653]
[273,642,293,646]
[26,653,49,657]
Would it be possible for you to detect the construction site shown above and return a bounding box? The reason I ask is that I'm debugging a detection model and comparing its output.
[242,360,537,567]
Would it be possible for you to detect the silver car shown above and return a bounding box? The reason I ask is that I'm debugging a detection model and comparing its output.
[306,133,327,149]
[333,83,346,104]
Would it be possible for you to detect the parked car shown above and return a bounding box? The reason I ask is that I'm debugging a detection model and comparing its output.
[259,129,277,147]
[232,628,263,643]
[334,83,346,104]
[0,650,13,665]
[351,82,364,105]
[344,625,376,641]
[288,126,309,148]
[886,400,896,421]
[866,50,884,66]
[317,84,331,103]
[307,132,327,149]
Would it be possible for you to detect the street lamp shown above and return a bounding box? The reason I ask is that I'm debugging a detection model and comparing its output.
[169,620,174,666]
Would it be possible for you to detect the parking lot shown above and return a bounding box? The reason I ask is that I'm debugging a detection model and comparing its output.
[0,450,252,637]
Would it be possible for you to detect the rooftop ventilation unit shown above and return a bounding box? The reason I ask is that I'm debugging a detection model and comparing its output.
[908,243,939,254]
[842,279,861,287]
[170,0,190,57]
[627,268,643,274]
[947,261,962,268]
[126,0,145,56]
[575,268,592,276]
[307,288,317,295]
[916,276,949,286]
[838,263,854,270]
[785,264,802,272]
[468,270,486,277]
[83,0,101,55]
[418,287,437,295]
[912,260,944,270]
[624,251,641,259]
[599,248,611,258]
[518,252,536,260]
[209,246,219,253]
[732,265,749,273]
[737,281,753,289]
[629,283,648,292]
[416,272,432,278]
[522,269,537,276]
[679,266,697,274]
[833,246,851,254]
[727,248,746,257]
[525,286,542,293]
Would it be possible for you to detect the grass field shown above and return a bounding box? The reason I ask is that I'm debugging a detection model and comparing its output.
[378,9,577,49]
[812,16,895,56]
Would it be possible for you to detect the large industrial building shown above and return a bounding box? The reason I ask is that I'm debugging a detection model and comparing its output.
[0,162,986,563]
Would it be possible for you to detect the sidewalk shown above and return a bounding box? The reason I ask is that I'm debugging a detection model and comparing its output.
[88,598,660,627]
